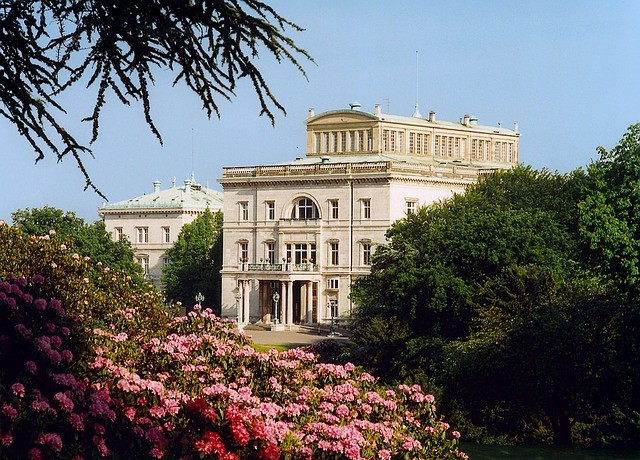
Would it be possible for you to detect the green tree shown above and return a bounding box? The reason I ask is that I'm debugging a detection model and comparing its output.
[579,123,640,286]
[1,1,310,195]
[445,266,621,445]
[162,209,223,312]
[350,166,582,384]
[349,166,625,444]
[11,206,143,279]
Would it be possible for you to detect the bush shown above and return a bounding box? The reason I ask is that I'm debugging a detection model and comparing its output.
[0,222,466,459]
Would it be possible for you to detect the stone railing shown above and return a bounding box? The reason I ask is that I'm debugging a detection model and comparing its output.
[222,160,490,181]
[241,263,319,272]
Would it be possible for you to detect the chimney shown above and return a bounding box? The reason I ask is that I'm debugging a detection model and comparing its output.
[469,116,478,125]
[428,111,436,122]
[308,108,315,118]
[184,179,192,193]
[153,180,161,193]
[349,102,362,111]
[463,114,470,126]
[514,121,519,133]
[374,104,382,116]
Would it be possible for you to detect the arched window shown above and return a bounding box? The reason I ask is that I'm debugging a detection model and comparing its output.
[291,198,319,220]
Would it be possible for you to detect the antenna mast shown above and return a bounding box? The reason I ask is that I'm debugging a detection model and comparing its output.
[412,51,422,118]
[191,128,195,182]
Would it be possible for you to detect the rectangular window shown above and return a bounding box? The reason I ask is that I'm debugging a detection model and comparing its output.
[435,135,440,156]
[162,256,170,267]
[341,131,347,152]
[494,142,500,162]
[461,138,467,158]
[471,140,477,160]
[359,130,365,151]
[367,130,373,150]
[349,131,356,151]
[330,242,339,266]
[409,133,415,153]
[328,278,339,290]
[382,130,389,151]
[162,226,170,243]
[323,132,330,153]
[332,132,338,152]
[136,227,148,243]
[266,242,276,264]
[447,137,453,157]
[507,143,513,162]
[406,200,417,215]
[390,131,396,152]
[315,133,321,153]
[113,227,123,242]
[362,243,372,265]
[137,256,149,274]
[454,138,460,158]
[240,202,249,221]
[362,199,371,219]
[266,201,275,220]
[330,200,339,219]
[398,132,403,153]
[239,242,248,262]
[424,134,430,155]
[416,134,422,155]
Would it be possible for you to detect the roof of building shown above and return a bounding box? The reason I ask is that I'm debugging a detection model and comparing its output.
[99,178,224,213]
[306,107,519,135]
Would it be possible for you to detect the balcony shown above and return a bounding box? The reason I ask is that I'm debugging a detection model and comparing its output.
[241,263,319,272]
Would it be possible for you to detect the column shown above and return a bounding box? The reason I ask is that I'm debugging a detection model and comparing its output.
[280,281,286,325]
[242,280,250,325]
[306,282,314,324]
[286,280,294,326]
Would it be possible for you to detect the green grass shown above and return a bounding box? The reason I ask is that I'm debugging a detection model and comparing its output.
[251,343,295,353]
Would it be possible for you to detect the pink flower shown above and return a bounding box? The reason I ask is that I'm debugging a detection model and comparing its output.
[2,404,17,419]
[24,360,37,374]
[69,413,85,431]
[260,443,279,460]
[0,432,12,447]
[123,406,137,421]
[28,447,42,460]
[54,392,74,412]
[452,430,461,439]
[10,382,25,397]
[37,432,63,452]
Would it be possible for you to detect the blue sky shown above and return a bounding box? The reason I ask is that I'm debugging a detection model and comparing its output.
[1,1,638,223]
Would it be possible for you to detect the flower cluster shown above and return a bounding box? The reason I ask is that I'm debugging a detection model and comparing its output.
[0,224,465,459]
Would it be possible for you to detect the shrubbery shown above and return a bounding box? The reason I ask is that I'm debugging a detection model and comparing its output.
[0,222,465,459]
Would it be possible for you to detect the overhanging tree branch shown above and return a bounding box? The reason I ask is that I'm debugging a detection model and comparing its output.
[0,0,311,197]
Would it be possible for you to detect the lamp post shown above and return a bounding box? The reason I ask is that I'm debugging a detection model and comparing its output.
[233,287,241,328]
[272,291,280,325]
[195,292,204,308]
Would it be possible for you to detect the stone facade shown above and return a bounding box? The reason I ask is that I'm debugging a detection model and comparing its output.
[98,178,224,289]
[219,104,520,328]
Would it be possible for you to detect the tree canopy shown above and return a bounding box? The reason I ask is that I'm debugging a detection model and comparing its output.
[349,149,640,445]
[0,1,310,196]
[162,208,223,312]
[11,206,143,280]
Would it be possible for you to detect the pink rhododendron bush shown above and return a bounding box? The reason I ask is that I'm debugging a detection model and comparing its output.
[0,223,466,459]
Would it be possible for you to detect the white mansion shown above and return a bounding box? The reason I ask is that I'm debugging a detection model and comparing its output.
[99,178,224,288]
[219,103,520,328]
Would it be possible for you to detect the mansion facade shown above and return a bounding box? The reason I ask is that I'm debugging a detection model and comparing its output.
[219,103,520,328]
[99,178,224,289]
